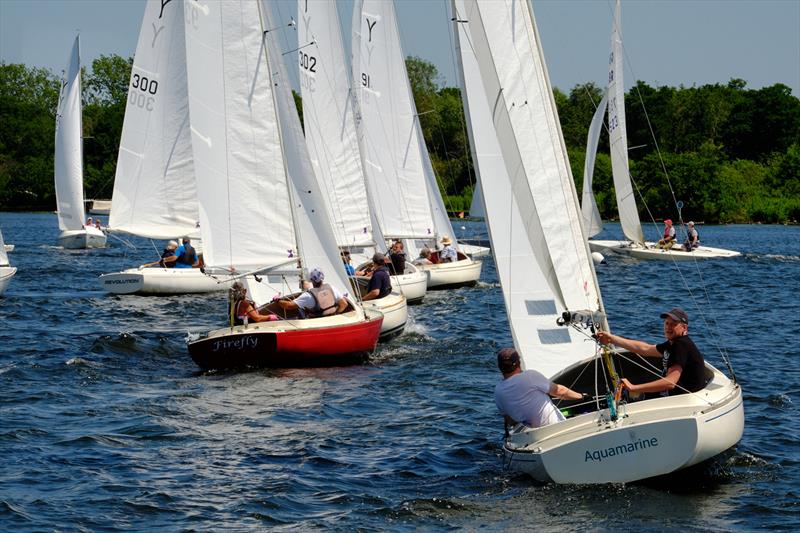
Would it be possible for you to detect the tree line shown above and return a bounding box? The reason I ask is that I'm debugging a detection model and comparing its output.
[1,56,798,223]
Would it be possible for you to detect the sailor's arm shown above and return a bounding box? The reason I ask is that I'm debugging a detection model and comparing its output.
[595,331,660,357]
[549,383,583,401]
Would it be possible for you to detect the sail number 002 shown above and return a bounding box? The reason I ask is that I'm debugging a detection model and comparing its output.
[299,51,316,73]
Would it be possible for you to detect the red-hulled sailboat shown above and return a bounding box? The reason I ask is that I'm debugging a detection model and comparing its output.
[183,0,381,370]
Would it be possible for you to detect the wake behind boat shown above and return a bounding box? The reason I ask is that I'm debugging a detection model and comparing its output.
[454,0,742,484]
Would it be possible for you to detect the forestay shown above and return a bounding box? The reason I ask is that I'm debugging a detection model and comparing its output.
[54,35,86,233]
[109,0,200,240]
[355,0,436,241]
[608,0,644,245]
[298,0,374,249]
[457,0,603,377]
[183,0,294,272]
[581,93,607,239]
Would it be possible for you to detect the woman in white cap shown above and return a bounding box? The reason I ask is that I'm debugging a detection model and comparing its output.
[439,235,457,263]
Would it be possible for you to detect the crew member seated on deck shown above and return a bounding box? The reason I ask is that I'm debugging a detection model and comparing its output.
[413,248,433,266]
[656,219,676,250]
[174,237,199,268]
[274,268,349,318]
[362,252,392,301]
[439,236,457,263]
[595,308,706,396]
[682,221,700,251]
[140,240,178,269]
[230,282,279,325]
[494,348,586,429]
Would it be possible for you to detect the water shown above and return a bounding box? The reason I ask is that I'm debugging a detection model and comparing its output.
[1,212,798,531]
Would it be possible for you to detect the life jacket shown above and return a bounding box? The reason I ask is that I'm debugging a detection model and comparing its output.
[233,300,252,326]
[663,226,675,240]
[308,283,338,316]
[176,244,197,266]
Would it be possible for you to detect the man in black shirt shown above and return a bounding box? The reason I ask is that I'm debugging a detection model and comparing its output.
[595,308,706,396]
[362,252,392,301]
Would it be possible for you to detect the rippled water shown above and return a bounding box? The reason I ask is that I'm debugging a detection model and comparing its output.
[1,212,798,531]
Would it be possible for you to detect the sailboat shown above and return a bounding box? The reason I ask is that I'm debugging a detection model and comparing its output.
[185,0,383,370]
[0,228,16,295]
[454,0,743,483]
[99,0,235,295]
[54,35,106,250]
[296,0,414,337]
[354,0,482,289]
[585,1,739,261]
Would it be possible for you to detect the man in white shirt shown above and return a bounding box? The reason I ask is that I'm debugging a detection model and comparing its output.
[494,348,587,428]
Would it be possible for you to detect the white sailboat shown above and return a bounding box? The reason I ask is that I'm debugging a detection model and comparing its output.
[99,0,235,294]
[455,0,743,483]
[585,1,739,261]
[354,0,481,289]
[297,0,416,334]
[54,35,106,249]
[185,0,382,370]
[0,228,16,295]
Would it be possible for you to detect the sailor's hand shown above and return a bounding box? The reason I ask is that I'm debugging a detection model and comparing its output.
[595,331,613,345]
[620,378,636,392]
[271,294,282,302]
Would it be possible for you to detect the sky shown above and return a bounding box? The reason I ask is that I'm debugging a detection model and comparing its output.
[1,0,798,96]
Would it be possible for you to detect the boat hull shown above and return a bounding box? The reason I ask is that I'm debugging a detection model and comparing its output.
[589,240,740,261]
[392,269,427,304]
[187,310,384,370]
[0,266,16,295]
[361,292,407,340]
[3,245,13,252]
[99,267,235,295]
[421,257,482,289]
[503,364,744,484]
[58,228,107,249]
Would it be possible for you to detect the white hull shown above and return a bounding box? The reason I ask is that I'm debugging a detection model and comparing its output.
[589,240,740,261]
[0,266,16,295]
[57,227,107,249]
[504,363,744,484]
[99,267,235,295]
[361,292,408,339]
[459,242,491,258]
[420,257,482,289]
[3,245,13,253]
[391,269,428,304]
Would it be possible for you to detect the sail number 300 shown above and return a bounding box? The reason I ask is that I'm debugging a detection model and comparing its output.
[128,74,158,111]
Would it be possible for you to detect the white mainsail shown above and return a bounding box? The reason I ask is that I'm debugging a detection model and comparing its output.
[582,93,607,239]
[184,0,346,293]
[457,0,603,377]
[109,0,199,240]
[264,2,352,292]
[608,0,644,245]
[298,0,374,249]
[54,35,86,233]
[355,0,437,241]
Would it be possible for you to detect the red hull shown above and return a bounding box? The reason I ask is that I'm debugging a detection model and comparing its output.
[188,315,383,370]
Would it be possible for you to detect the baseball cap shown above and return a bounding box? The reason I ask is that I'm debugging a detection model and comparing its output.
[497,348,520,373]
[660,307,689,325]
[309,268,324,283]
